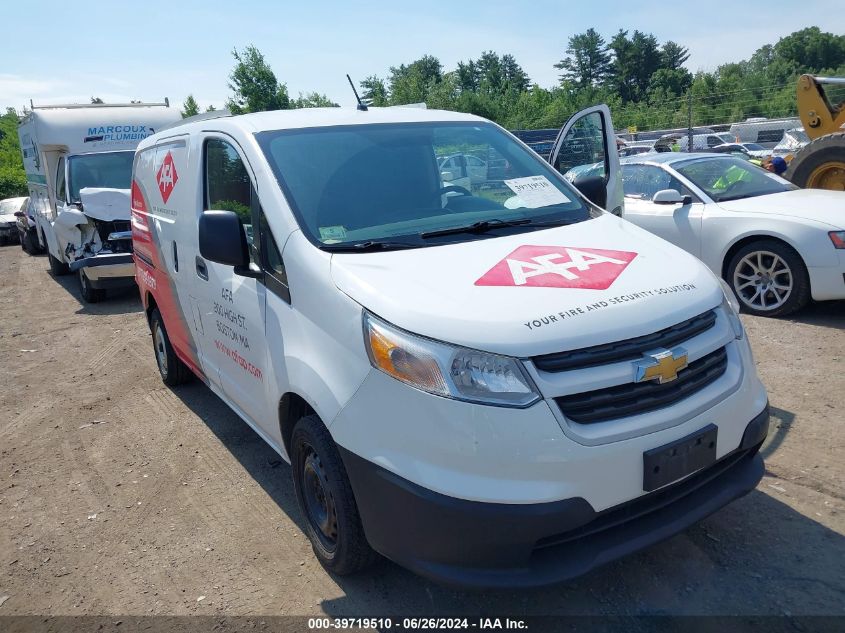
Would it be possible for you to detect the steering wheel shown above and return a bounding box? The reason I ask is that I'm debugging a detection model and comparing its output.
[440,185,472,197]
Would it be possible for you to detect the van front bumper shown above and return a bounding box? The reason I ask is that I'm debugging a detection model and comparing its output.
[69,254,135,290]
[340,407,768,588]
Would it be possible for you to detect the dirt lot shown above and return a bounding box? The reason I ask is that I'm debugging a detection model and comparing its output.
[0,243,843,619]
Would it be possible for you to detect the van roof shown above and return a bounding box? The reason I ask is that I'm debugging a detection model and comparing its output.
[140,106,488,148]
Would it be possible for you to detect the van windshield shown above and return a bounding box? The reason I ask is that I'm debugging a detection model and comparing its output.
[68,151,135,203]
[257,122,597,250]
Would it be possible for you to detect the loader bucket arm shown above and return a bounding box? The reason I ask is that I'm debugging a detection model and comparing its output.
[797,74,845,141]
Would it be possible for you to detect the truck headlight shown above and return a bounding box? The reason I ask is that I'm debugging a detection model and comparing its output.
[719,278,744,339]
[363,311,541,407]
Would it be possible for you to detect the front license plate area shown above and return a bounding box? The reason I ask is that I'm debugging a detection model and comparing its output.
[643,424,718,492]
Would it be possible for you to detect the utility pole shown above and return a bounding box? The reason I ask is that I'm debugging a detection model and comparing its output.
[687,92,693,153]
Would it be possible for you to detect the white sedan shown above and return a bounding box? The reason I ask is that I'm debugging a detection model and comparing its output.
[619,153,845,317]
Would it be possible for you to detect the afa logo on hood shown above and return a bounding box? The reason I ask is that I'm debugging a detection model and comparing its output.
[475,245,637,289]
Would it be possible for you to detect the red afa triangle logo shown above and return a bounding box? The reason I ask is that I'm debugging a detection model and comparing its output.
[475,245,638,290]
[156,150,178,204]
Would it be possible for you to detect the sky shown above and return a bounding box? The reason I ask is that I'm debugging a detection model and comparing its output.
[2,0,844,113]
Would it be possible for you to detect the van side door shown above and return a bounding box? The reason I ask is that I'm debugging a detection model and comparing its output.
[548,104,624,216]
[194,135,275,435]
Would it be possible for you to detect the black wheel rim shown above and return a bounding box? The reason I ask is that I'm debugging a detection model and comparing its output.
[301,446,338,552]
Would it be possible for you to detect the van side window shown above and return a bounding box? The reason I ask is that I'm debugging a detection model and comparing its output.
[204,138,256,265]
[259,210,290,302]
[56,156,66,205]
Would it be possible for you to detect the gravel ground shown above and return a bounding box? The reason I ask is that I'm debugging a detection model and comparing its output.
[0,244,843,619]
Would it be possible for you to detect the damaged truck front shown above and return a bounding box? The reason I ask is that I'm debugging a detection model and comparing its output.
[18,101,181,302]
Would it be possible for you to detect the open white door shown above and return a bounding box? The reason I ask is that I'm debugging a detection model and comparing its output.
[548,104,624,216]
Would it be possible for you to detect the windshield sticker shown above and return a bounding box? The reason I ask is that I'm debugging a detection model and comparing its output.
[475,245,637,289]
[319,225,348,242]
[503,176,570,208]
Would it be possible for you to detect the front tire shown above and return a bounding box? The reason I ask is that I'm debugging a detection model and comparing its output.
[291,415,377,575]
[150,308,192,386]
[727,240,810,317]
[48,250,69,276]
[78,269,105,303]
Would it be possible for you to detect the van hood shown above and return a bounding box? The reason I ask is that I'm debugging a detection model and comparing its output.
[330,214,722,357]
[78,187,131,222]
[716,189,844,229]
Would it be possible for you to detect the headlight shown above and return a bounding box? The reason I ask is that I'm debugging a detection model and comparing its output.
[829,231,845,249]
[363,311,541,407]
[718,277,744,339]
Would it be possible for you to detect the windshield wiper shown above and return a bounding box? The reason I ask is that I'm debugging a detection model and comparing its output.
[420,217,577,239]
[320,240,422,252]
[420,218,533,239]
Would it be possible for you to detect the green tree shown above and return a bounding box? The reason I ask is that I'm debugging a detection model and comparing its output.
[661,41,690,71]
[91,97,104,104]
[389,55,443,104]
[292,92,339,108]
[773,27,845,73]
[360,76,389,106]
[225,45,290,114]
[181,95,200,118]
[0,109,27,199]
[554,28,612,88]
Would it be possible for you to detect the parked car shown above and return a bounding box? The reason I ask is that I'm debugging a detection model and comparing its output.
[772,128,810,159]
[711,142,769,159]
[132,105,768,587]
[15,197,41,253]
[620,153,845,316]
[728,118,802,149]
[0,196,27,245]
[437,153,488,186]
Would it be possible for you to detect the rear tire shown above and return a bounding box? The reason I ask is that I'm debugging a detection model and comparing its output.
[23,230,40,254]
[48,250,69,276]
[150,308,192,386]
[78,269,105,303]
[727,239,810,317]
[291,415,377,576]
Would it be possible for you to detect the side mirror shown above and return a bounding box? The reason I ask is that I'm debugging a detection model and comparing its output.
[199,210,254,275]
[440,170,455,182]
[652,189,691,205]
[572,175,607,209]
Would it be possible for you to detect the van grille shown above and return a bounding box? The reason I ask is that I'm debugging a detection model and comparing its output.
[533,310,716,373]
[554,346,728,424]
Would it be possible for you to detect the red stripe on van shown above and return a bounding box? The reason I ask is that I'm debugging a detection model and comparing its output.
[131,179,205,382]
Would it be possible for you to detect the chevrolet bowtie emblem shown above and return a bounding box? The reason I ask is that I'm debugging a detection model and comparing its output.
[634,347,689,384]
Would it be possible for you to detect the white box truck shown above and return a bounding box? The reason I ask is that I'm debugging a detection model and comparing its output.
[18,101,181,302]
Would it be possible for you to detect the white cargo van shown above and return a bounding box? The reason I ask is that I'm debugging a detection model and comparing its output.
[18,101,181,301]
[132,105,769,587]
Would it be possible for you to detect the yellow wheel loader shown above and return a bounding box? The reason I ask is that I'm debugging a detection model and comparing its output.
[785,75,845,190]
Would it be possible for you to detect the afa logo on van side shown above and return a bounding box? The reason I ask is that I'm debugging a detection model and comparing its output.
[475,245,638,290]
[156,151,178,203]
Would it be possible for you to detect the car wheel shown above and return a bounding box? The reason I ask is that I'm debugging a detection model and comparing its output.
[78,269,105,303]
[727,240,810,317]
[291,415,377,576]
[23,230,40,254]
[48,250,69,276]
[150,308,192,386]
